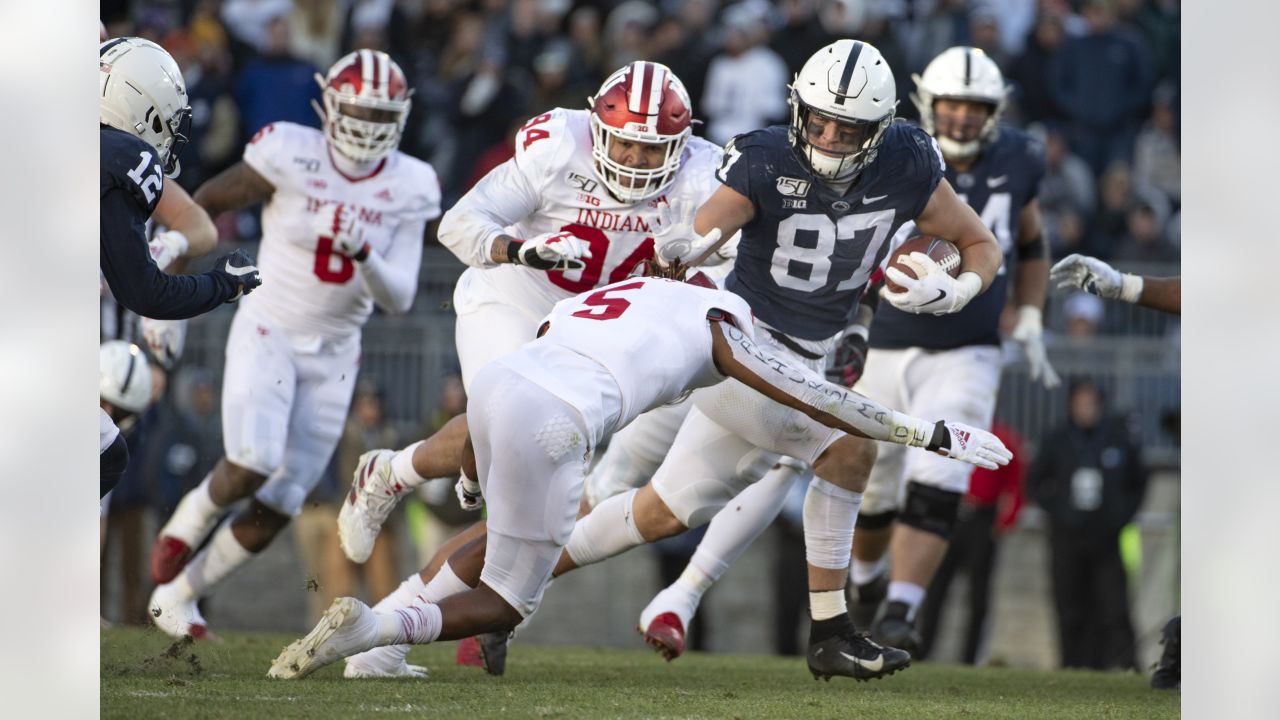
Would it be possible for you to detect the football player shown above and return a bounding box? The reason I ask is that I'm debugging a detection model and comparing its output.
[146,49,442,640]
[331,62,738,677]
[267,273,1011,680]
[99,37,262,497]
[99,341,152,499]
[1050,255,1180,315]
[835,47,1059,654]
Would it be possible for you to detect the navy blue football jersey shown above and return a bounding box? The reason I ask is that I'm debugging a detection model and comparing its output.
[719,123,944,341]
[100,125,241,319]
[869,125,1046,350]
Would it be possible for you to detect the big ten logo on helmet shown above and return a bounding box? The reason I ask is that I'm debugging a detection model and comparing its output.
[567,172,600,206]
[305,197,383,226]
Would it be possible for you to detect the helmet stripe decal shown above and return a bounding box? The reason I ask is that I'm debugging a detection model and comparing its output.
[376,52,389,97]
[119,349,137,396]
[963,48,972,87]
[360,49,374,92]
[834,41,864,105]
[646,65,666,118]
[99,37,129,56]
[628,62,651,115]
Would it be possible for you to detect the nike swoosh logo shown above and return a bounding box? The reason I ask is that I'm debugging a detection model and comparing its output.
[987,175,1008,188]
[921,289,948,307]
[862,194,888,204]
[839,651,883,672]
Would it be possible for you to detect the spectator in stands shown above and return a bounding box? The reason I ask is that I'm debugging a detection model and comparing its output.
[1133,83,1180,208]
[1113,188,1178,264]
[565,6,608,91]
[1087,162,1136,259]
[966,7,1009,69]
[1036,123,1096,256]
[771,0,835,77]
[1029,378,1147,670]
[918,420,1026,665]
[1063,292,1105,339]
[233,10,322,141]
[1048,0,1153,174]
[602,1,659,72]
[1008,10,1067,125]
[289,0,344,71]
[701,1,789,145]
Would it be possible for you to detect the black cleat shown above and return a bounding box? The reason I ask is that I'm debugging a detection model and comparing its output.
[850,573,888,630]
[872,601,921,659]
[807,615,911,682]
[478,630,510,677]
[1150,616,1180,690]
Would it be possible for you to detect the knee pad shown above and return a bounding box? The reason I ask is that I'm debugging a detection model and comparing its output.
[856,508,897,531]
[898,481,962,539]
[100,433,129,498]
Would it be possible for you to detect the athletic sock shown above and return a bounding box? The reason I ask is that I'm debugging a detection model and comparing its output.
[182,520,253,597]
[809,589,848,621]
[390,441,428,489]
[565,489,646,567]
[887,581,926,619]
[161,472,221,544]
[850,555,889,586]
[378,603,443,645]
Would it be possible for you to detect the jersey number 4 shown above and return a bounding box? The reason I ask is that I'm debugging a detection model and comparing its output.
[770,210,894,292]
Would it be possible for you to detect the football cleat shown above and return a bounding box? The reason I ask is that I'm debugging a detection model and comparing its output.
[871,601,921,659]
[268,597,380,680]
[640,612,686,661]
[343,659,428,679]
[148,582,215,641]
[456,635,484,669]
[850,572,888,630]
[807,615,911,682]
[339,450,407,564]
[149,536,194,585]
[1150,616,1180,690]
[456,632,511,676]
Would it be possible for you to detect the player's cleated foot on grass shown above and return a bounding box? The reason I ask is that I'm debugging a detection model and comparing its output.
[456,635,485,669]
[149,582,217,641]
[149,535,194,585]
[456,632,510,675]
[1150,616,1180,690]
[343,659,428,679]
[850,572,888,630]
[339,450,408,564]
[871,601,921,659]
[640,612,686,661]
[269,597,380,680]
[807,615,911,682]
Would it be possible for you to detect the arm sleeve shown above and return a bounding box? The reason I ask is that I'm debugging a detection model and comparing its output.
[100,189,237,319]
[357,217,425,314]
[436,157,541,268]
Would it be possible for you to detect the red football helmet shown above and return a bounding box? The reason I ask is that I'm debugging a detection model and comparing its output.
[314,49,412,163]
[589,61,693,203]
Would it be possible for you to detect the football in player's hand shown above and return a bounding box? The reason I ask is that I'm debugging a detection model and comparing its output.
[884,236,961,293]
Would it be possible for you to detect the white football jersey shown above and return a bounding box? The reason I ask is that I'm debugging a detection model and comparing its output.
[241,122,441,339]
[441,108,732,318]
[501,278,755,437]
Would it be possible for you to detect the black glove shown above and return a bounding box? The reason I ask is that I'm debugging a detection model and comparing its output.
[827,329,868,387]
[213,249,262,302]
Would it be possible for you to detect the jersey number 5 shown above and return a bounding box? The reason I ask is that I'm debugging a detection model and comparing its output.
[570,281,646,321]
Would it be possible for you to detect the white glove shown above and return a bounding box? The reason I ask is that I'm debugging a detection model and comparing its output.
[148,230,189,271]
[1049,253,1143,303]
[140,317,188,369]
[881,253,983,315]
[513,230,592,271]
[653,199,722,267]
[314,203,369,259]
[932,420,1013,471]
[455,473,483,511]
[1009,305,1060,389]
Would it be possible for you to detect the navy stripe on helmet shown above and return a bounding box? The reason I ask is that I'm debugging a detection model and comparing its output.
[100,37,129,56]
[964,48,972,86]
[834,41,865,106]
[119,349,137,396]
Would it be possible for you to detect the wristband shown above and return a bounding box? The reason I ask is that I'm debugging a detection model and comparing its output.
[925,420,950,453]
[1119,273,1144,304]
[352,243,370,263]
[507,239,526,265]
[845,324,870,342]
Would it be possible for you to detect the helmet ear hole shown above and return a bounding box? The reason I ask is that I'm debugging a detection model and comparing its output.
[152,114,164,134]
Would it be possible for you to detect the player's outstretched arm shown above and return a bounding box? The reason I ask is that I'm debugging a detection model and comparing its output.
[708,320,1012,470]
[1137,276,1181,315]
[1049,254,1181,315]
[150,182,217,273]
[192,161,275,220]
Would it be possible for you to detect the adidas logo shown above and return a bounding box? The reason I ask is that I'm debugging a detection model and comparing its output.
[375,188,394,202]
[954,429,970,449]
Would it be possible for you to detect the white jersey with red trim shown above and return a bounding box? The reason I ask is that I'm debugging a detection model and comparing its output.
[501,277,755,438]
[440,108,732,318]
[241,122,441,339]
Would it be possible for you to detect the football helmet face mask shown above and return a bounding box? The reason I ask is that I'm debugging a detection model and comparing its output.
[314,50,413,163]
[911,46,1008,161]
[99,37,192,176]
[589,61,693,203]
[789,40,897,184]
[100,341,152,417]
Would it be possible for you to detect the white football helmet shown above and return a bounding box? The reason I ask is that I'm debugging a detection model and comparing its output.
[588,61,694,203]
[789,40,897,184]
[911,46,1008,161]
[314,50,413,163]
[99,37,192,176]
[100,341,152,415]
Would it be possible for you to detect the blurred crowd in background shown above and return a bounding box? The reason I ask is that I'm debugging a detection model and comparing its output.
[100,0,1180,671]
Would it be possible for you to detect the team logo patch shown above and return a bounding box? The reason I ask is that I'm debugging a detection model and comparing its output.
[567,172,599,193]
[776,177,811,197]
[293,157,320,173]
[831,200,851,212]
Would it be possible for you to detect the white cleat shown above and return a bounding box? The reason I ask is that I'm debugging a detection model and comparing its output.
[339,450,407,563]
[268,597,380,680]
[149,581,214,641]
[343,658,428,679]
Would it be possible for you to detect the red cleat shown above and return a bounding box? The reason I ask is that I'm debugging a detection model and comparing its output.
[456,636,485,669]
[150,536,193,584]
[642,612,686,661]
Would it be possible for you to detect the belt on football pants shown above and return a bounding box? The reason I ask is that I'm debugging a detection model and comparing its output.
[765,329,825,361]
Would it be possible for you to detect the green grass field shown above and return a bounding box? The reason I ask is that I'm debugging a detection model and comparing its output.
[102,627,1177,719]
